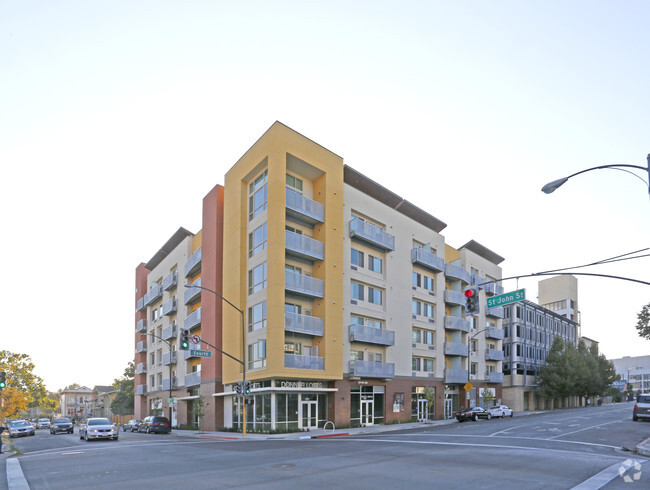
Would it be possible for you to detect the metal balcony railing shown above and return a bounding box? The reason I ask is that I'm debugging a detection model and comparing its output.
[349,218,395,252]
[284,354,324,370]
[486,307,505,319]
[488,372,505,383]
[184,278,201,305]
[485,349,505,361]
[284,312,324,336]
[411,247,445,273]
[135,363,146,375]
[285,230,324,261]
[444,341,468,357]
[144,283,163,307]
[185,371,201,387]
[285,270,324,298]
[162,351,178,366]
[285,188,325,224]
[348,324,395,346]
[163,271,178,291]
[185,247,202,277]
[184,307,201,330]
[444,316,470,333]
[162,377,178,391]
[135,385,147,396]
[162,324,177,341]
[137,297,145,311]
[136,341,147,353]
[444,368,469,384]
[445,264,470,284]
[162,298,177,316]
[444,289,466,306]
[485,327,505,340]
[348,360,395,378]
[136,319,147,333]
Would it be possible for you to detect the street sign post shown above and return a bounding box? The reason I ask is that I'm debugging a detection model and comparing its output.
[486,288,526,308]
[190,349,212,358]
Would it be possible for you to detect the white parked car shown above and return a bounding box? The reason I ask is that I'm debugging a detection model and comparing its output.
[79,418,119,441]
[488,405,514,418]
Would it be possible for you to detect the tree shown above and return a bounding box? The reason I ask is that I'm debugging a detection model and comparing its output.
[422,387,435,421]
[192,395,207,431]
[636,302,650,340]
[110,362,135,415]
[0,350,52,419]
[481,388,495,408]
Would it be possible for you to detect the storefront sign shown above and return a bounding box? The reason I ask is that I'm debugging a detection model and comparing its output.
[278,380,325,389]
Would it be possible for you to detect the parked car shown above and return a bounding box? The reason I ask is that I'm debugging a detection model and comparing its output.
[122,419,141,432]
[633,394,650,422]
[37,418,51,429]
[79,418,119,441]
[138,416,172,434]
[8,420,36,438]
[488,405,514,418]
[50,417,74,434]
[456,406,492,422]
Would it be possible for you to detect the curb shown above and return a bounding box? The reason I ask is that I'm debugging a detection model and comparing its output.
[637,437,650,457]
[300,432,350,440]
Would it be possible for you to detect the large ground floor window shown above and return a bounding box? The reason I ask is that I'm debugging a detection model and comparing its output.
[231,392,328,432]
[350,385,385,426]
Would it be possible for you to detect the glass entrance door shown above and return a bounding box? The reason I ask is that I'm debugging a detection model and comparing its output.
[361,399,374,426]
[444,398,454,419]
[301,401,317,429]
[417,399,428,422]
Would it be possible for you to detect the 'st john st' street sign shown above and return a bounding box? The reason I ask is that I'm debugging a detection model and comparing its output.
[486,288,525,308]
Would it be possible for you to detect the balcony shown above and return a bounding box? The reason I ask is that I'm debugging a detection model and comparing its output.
[184,308,201,330]
[444,341,468,357]
[486,307,505,319]
[137,297,146,311]
[411,247,445,273]
[185,247,202,277]
[488,372,505,383]
[348,324,395,346]
[444,368,469,384]
[136,341,147,354]
[285,187,325,224]
[445,264,470,284]
[285,230,324,262]
[444,289,466,307]
[162,351,178,366]
[144,283,163,307]
[486,349,504,361]
[485,327,505,340]
[284,312,324,336]
[349,218,395,252]
[472,274,485,287]
[184,278,201,305]
[185,371,201,387]
[444,316,470,333]
[349,360,395,378]
[285,354,324,370]
[135,363,146,375]
[136,385,147,396]
[136,319,147,333]
[162,298,177,316]
[162,377,178,391]
[162,323,177,341]
[163,271,178,291]
[285,270,324,298]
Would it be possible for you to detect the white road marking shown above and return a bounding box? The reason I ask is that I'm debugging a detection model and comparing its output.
[489,424,528,436]
[6,458,29,490]
[571,458,647,489]
[547,419,623,440]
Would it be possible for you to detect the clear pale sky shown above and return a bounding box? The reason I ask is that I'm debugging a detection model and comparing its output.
[1,1,648,392]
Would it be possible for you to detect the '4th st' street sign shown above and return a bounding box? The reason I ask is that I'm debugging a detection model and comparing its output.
[486,288,525,308]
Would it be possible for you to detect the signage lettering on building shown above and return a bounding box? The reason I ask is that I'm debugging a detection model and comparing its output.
[278,380,324,389]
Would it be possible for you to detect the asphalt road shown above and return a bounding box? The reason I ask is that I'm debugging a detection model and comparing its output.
[1,404,649,489]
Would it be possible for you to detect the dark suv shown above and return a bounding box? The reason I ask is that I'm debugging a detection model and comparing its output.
[138,416,171,434]
[633,394,650,422]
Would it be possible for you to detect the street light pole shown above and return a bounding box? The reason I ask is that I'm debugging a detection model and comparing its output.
[541,156,650,196]
[139,332,174,423]
[184,284,247,436]
[467,327,488,407]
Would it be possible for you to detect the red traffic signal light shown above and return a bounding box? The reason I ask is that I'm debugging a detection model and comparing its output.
[464,288,475,298]
[465,287,479,314]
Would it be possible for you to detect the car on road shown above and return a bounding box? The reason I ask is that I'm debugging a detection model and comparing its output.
[138,416,172,434]
[50,417,74,434]
[456,406,492,422]
[8,420,36,438]
[37,418,51,429]
[79,418,119,441]
[122,419,141,432]
[488,405,514,418]
[633,393,650,421]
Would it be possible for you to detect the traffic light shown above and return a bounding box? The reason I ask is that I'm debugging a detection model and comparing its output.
[180,329,190,350]
[0,371,6,390]
[465,287,479,315]
[244,380,251,395]
[235,381,242,395]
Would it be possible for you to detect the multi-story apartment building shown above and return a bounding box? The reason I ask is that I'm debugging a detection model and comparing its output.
[60,386,94,420]
[134,122,506,431]
[501,276,580,411]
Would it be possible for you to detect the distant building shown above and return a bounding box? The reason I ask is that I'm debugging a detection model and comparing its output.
[60,386,93,419]
[91,385,117,418]
[610,355,650,395]
[579,336,599,351]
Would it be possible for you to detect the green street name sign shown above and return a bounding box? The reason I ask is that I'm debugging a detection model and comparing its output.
[486,288,525,308]
[190,349,212,358]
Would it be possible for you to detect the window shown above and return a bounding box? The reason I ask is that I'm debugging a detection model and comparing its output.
[249,170,268,220]
[351,249,364,267]
[368,255,382,273]
[369,353,383,363]
[248,301,267,332]
[471,340,478,352]
[413,300,434,318]
[422,275,434,292]
[413,272,434,291]
[412,328,434,345]
[412,356,434,372]
[248,340,267,369]
[285,264,302,274]
[285,342,302,354]
[351,282,364,301]
[368,287,383,305]
[351,315,382,329]
[150,375,155,387]
[470,363,478,375]
[248,223,267,257]
[350,350,364,361]
[286,174,303,192]
[248,262,267,294]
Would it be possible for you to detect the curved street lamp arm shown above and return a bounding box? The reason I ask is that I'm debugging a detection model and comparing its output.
[542,160,650,194]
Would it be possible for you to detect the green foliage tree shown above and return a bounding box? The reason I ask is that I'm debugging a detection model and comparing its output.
[110,362,135,415]
[192,395,207,431]
[481,388,495,408]
[0,350,53,418]
[635,302,650,340]
[422,387,435,421]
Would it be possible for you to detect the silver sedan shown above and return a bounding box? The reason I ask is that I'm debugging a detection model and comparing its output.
[79,418,119,441]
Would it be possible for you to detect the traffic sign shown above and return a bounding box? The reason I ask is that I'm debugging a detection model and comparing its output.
[191,334,201,345]
[464,382,473,393]
[190,349,212,358]
[486,288,525,308]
